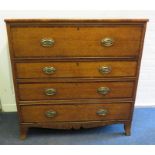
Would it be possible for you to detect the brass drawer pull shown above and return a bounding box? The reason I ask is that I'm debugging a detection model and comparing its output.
[45,110,57,118]
[97,87,110,95]
[43,66,56,74]
[99,66,111,74]
[96,109,108,116]
[41,38,55,47]
[45,88,56,96]
[101,38,114,47]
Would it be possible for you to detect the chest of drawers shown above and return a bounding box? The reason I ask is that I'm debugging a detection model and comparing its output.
[5,19,148,139]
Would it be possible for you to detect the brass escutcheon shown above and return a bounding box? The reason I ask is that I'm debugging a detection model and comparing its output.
[41,38,55,47]
[101,38,114,47]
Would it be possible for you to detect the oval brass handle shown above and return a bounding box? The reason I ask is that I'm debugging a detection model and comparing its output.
[96,109,108,116]
[97,87,110,95]
[101,38,114,47]
[99,66,111,74]
[45,88,56,96]
[45,110,57,118]
[41,38,55,47]
[43,66,56,74]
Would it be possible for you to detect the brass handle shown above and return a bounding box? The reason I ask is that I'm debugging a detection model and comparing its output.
[43,66,56,74]
[41,38,55,47]
[99,66,111,74]
[101,38,114,47]
[96,109,108,116]
[97,87,110,95]
[45,110,57,118]
[45,88,56,96]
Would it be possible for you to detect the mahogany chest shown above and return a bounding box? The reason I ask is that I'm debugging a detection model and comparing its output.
[5,19,148,139]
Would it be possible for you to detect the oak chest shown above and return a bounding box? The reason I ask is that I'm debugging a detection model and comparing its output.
[5,19,148,139]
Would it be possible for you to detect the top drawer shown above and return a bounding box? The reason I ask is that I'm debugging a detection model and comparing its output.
[10,26,143,58]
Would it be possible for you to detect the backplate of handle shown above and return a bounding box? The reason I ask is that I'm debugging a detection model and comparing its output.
[99,66,111,74]
[41,38,55,47]
[45,110,57,118]
[45,88,56,96]
[97,87,110,95]
[101,38,114,47]
[43,66,56,74]
[96,109,108,116]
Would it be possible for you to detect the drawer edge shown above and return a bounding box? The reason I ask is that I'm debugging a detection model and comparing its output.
[18,99,134,105]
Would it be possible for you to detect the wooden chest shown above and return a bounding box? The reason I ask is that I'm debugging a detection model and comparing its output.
[5,19,148,139]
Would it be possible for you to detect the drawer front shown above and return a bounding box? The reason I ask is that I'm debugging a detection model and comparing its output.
[16,61,137,78]
[20,103,131,122]
[18,82,134,100]
[11,26,142,57]
[21,103,131,122]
